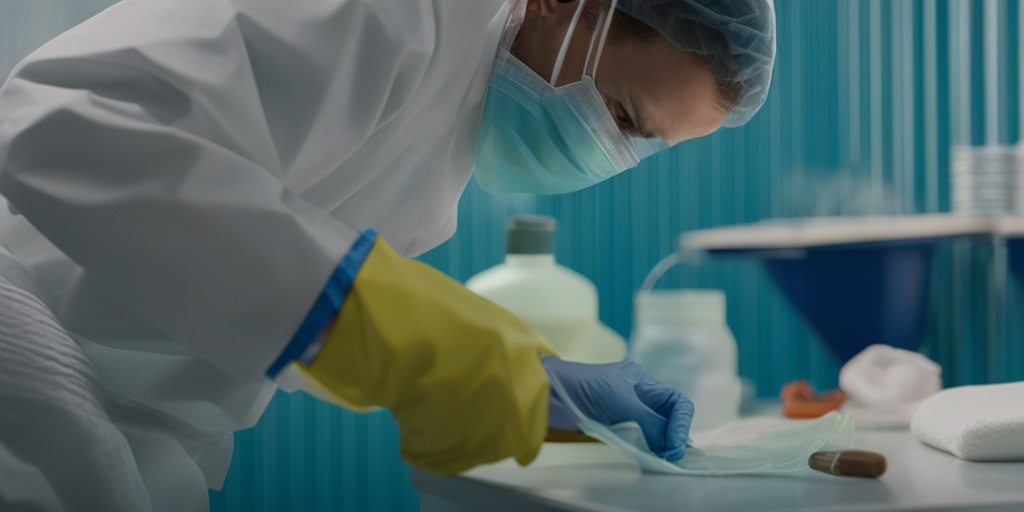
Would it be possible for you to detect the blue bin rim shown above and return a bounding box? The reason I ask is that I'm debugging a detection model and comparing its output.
[704,237,954,259]
[680,214,994,255]
[999,217,1024,239]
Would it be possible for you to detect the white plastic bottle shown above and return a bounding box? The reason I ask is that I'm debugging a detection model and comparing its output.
[466,216,626,364]
[631,289,741,431]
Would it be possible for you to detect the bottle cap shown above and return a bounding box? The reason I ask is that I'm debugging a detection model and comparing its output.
[507,215,557,255]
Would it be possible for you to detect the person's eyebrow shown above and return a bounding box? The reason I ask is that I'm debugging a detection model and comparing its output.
[629,92,659,140]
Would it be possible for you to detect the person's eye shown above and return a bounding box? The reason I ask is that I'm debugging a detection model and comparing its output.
[615,106,636,134]
[617,113,634,130]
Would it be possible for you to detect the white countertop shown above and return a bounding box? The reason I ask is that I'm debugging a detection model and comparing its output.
[412,425,1024,512]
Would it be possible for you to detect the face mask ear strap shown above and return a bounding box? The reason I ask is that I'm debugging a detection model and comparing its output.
[550,0,588,86]
[551,0,619,86]
[588,0,618,81]
[581,8,604,76]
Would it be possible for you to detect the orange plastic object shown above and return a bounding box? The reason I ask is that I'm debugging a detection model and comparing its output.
[781,380,848,418]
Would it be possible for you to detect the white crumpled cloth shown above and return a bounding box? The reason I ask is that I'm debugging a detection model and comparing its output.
[840,344,942,428]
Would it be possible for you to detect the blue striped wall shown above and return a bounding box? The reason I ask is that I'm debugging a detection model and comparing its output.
[3,2,1022,511]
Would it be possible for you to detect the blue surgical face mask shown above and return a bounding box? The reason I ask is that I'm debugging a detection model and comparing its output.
[473,0,668,195]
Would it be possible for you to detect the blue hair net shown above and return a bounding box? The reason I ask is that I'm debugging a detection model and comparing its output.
[615,0,776,128]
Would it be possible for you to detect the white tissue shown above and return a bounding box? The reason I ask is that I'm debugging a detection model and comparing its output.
[911,382,1024,461]
[839,344,942,427]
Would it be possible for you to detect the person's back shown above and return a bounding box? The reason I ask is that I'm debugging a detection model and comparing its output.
[0,0,774,509]
[0,0,510,508]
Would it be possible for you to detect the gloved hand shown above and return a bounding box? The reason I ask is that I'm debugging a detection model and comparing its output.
[543,356,694,461]
[296,234,558,476]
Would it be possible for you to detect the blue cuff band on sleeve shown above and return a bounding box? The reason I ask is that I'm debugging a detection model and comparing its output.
[265,229,378,379]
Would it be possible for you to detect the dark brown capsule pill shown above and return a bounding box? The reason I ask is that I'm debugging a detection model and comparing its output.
[809,450,887,478]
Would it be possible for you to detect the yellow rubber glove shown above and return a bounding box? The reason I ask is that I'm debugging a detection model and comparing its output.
[298,236,557,476]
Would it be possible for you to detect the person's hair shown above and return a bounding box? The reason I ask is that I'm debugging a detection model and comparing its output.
[604,10,743,115]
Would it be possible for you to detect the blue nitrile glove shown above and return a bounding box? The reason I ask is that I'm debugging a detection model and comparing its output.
[542,356,694,461]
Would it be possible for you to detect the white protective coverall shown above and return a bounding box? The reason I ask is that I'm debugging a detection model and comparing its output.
[0,0,514,509]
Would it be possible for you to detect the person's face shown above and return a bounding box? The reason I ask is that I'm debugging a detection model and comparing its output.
[512,0,728,146]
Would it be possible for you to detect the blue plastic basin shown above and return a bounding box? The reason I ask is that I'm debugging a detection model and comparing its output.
[688,216,988,363]
[750,240,935,362]
[1009,238,1024,284]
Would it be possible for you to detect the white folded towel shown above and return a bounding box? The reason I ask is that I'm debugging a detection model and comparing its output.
[911,382,1024,461]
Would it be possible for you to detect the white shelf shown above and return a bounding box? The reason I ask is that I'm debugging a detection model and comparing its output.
[681,214,1011,252]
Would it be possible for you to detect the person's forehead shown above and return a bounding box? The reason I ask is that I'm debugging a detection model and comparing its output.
[617,38,727,144]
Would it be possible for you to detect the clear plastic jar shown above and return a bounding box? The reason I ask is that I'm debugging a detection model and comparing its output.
[631,289,741,431]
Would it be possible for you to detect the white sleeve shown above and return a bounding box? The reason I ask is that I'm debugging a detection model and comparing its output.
[0,0,394,381]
